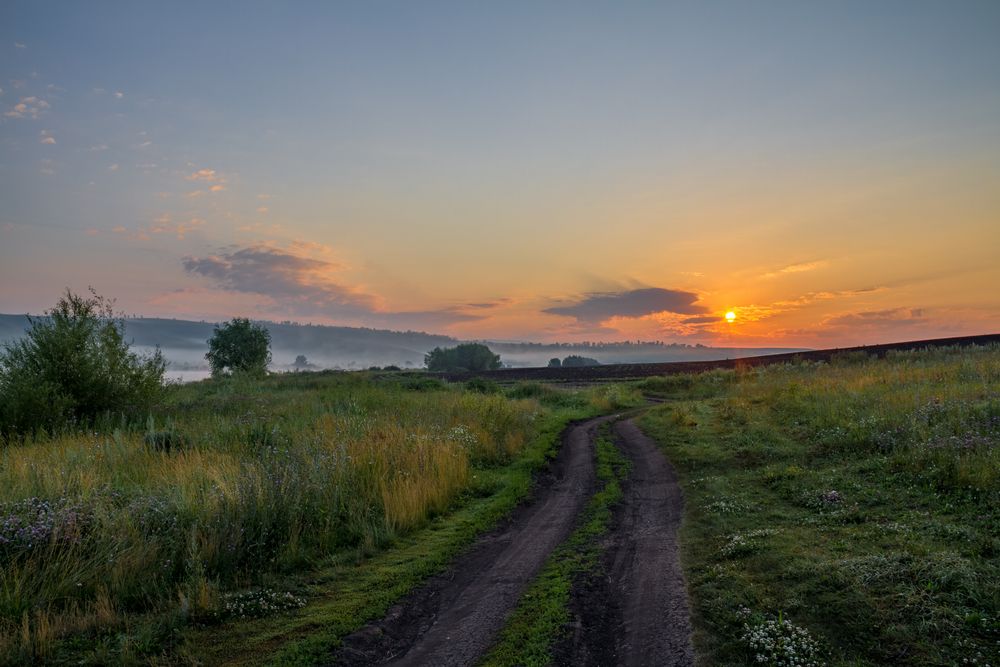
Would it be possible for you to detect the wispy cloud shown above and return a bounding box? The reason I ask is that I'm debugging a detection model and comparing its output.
[14,42,26,49]
[4,96,49,119]
[761,260,829,279]
[187,168,220,182]
[39,130,55,144]
[544,287,707,324]
[822,307,927,329]
[185,168,227,194]
[183,243,378,316]
[150,214,206,240]
[182,242,485,329]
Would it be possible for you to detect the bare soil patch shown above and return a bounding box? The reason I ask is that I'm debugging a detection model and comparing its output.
[331,415,617,666]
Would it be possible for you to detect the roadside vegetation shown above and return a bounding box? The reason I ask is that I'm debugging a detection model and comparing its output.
[0,290,165,440]
[0,326,641,665]
[639,345,999,666]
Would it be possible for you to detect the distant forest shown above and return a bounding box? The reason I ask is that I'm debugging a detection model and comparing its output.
[0,313,806,374]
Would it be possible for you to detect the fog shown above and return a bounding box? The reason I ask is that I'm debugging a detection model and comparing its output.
[0,314,807,382]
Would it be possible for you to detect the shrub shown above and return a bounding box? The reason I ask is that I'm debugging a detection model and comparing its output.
[0,289,165,439]
[466,377,501,394]
[425,343,501,372]
[561,355,600,367]
[206,318,271,377]
[547,358,561,368]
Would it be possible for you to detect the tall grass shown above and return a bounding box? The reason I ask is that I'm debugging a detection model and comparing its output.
[0,372,539,660]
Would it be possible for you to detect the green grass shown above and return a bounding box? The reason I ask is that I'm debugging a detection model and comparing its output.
[481,424,630,667]
[0,367,641,664]
[182,408,587,666]
[639,344,999,666]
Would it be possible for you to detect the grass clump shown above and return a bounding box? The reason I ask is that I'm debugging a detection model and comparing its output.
[640,343,999,666]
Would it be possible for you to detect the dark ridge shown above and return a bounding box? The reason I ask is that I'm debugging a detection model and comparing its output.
[436,333,1000,383]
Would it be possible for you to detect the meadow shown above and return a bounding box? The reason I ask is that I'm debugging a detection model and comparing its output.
[639,345,999,665]
[0,369,638,664]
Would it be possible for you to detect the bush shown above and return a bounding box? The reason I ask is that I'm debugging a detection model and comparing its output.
[562,355,600,367]
[0,289,165,439]
[547,358,561,368]
[425,343,501,372]
[206,318,272,378]
[466,377,500,394]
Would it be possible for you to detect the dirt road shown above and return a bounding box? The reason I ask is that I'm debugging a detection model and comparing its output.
[332,413,693,666]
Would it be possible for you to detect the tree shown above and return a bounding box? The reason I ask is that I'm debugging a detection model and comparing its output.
[206,318,271,377]
[424,343,501,372]
[293,354,310,370]
[547,358,562,368]
[0,289,165,438]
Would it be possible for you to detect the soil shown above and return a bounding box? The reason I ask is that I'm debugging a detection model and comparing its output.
[332,413,696,666]
[553,419,693,667]
[331,414,619,667]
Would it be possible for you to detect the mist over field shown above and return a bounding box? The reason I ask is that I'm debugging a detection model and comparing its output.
[0,313,805,380]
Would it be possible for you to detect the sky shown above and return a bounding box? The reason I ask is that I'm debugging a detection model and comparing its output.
[1,1,998,347]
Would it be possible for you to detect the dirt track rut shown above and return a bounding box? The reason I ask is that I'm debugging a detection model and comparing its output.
[607,419,693,666]
[332,413,693,666]
[333,414,615,666]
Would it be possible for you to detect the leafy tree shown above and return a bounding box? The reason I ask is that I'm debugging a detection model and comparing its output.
[562,355,600,367]
[424,343,501,372]
[547,357,562,367]
[293,354,309,369]
[206,318,271,377]
[0,289,165,438]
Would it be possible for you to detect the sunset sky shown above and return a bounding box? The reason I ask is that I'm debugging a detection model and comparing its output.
[1,1,998,347]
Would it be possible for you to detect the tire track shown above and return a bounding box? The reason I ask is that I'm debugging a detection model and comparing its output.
[556,418,693,666]
[332,414,617,667]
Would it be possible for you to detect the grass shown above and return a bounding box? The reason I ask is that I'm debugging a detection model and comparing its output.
[639,344,999,666]
[0,369,640,664]
[481,424,630,667]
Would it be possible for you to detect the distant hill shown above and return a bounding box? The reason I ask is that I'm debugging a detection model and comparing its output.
[0,313,808,378]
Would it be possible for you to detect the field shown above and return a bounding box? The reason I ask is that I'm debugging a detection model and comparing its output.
[1,343,997,666]
[0,370,639,664]
[639,345,999,665]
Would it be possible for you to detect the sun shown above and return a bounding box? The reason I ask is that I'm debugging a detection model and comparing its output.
[725,311,736,323]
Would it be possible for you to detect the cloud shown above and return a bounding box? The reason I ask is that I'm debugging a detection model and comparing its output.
[187,168,220,182]
[183,243,378,316]
[108,163,120,171]
[4,96,49,119]
[39,130,55,144]
[761,260,829,279]
[150,214,206,240]
[114,91,123,99]
[682,315,719,324]
[544,287,707,323]
[186,168,227,193]
[823,308,927,329]
[182,242,486,329]
[14,42,26,49]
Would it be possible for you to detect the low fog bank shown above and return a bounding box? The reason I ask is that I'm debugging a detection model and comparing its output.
[0,314,807,381]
